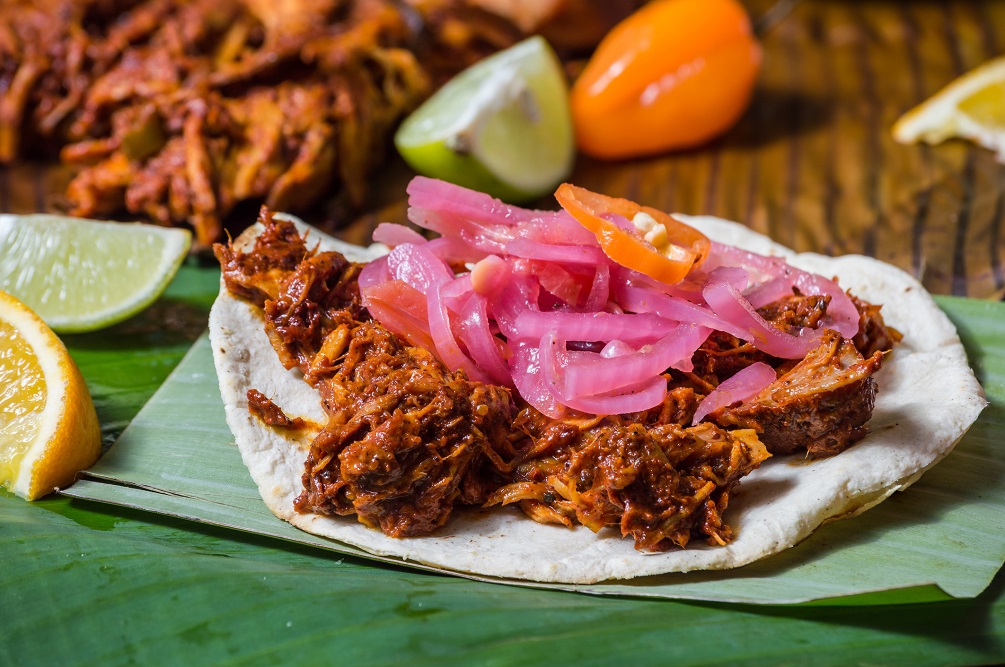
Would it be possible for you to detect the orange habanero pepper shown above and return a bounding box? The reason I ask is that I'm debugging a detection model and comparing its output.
[571,0,761,159]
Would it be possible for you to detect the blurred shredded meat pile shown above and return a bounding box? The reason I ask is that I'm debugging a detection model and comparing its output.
[0,0,528,244]
[216,212,900,552]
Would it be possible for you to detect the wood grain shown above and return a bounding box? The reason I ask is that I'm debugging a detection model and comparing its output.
[2,0,1005,298]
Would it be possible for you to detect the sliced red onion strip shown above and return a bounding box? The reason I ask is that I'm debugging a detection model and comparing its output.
[510,341,564,419]
[538,328,569,395]
[505,237,606,265]
[614,282,746,339]
[441,273,473,300]
[387,243,454,292]
[489,273,541,339]
[512,311,676,343]
[409,209,513,255]
[357,255,390,289]
[425,236,490,264]
[582,262,611,312]
[456,294,512,386]
[408,176,539,227]
[361,280,433,350]
[372,222,427,247]
[789,271,859,338]
[562,376,667,416]
[707,242,787,282]
[361,280,428,322]
[427,278,490,383]
[692,362,777,425]
[534,262,584,307]
[612,265,706,303]
[560,323,710,397]
[711,242,858,338]
[744,276,795,310]
[702,274,819,359]
[538,330,667,415]
[517,211,598,246]
[364,299,434,351]
[713,266,750,291]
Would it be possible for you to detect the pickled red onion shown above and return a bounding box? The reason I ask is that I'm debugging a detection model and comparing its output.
[744,276,795,309]
[583,262,611,311]
[358,254,390,289]
[539,330,671,416]
[692,362,777,425]
[505,237,606,264]
[710,242,859,338]
[361,279,433,351]
[359,177,865,418]
[408,175,538,226]
[427,278,490,383]
[558,323,710,397]
[387,243,453,292]
[512,311,674,343]
[702,270,820,359]
[510,342,564,418]
[372,222,426,247]
[561,377,668,416]
[456,294,512,386]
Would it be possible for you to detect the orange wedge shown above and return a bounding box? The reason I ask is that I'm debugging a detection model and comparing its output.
[893,54,1005,160]
[0,290,101,500]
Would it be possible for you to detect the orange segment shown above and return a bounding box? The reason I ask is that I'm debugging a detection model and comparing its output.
[0,290,101,500]
[893,54,1005,161]
[0,318,47,483]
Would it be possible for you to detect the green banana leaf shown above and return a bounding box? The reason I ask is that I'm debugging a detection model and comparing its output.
[3,264,1005,666]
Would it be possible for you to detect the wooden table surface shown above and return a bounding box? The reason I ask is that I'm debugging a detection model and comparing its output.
[3,0,1005,299]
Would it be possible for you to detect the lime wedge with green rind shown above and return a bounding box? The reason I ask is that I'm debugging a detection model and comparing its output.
[0,214,191,333]
[395,35,574,203]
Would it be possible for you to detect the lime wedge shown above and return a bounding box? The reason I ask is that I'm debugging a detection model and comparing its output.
[394,36,574,202]
[0,214,191,333]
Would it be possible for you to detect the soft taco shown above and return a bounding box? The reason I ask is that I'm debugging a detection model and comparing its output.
[208,178,986,584]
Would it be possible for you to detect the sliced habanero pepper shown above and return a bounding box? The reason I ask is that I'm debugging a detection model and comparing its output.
[554,183,710,285]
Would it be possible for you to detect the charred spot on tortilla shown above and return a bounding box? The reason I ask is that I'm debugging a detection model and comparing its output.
[211,207,903,551]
